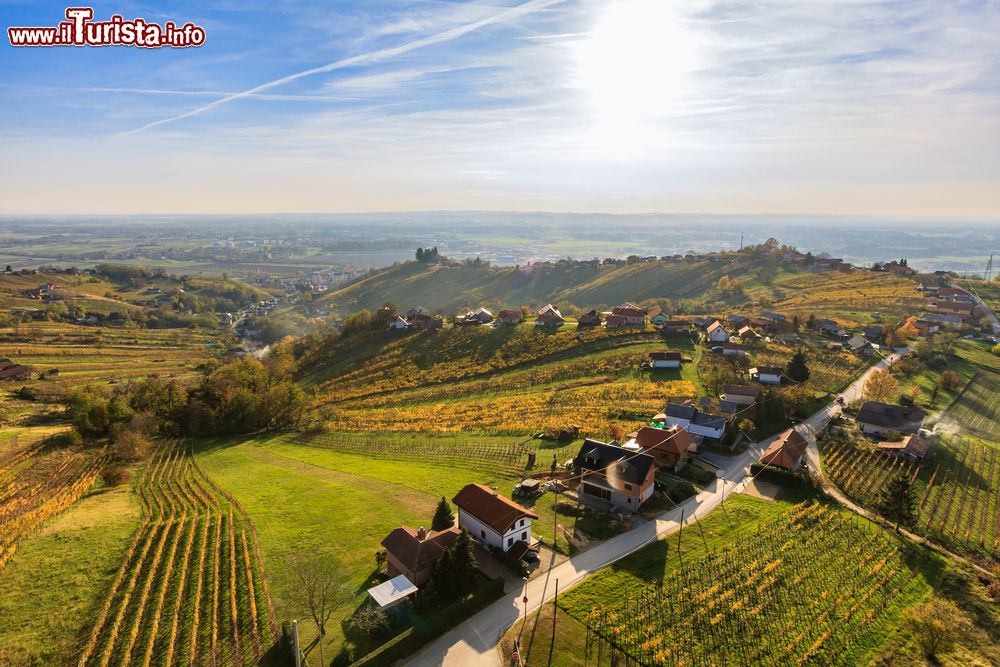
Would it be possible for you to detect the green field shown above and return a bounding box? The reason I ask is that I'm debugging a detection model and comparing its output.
[943,371,1000,440]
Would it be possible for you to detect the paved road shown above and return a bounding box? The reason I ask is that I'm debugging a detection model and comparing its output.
[406,348,908,667]
[404,438,775,667]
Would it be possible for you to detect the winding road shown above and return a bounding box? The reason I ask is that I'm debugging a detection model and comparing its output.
[405,347,911,667]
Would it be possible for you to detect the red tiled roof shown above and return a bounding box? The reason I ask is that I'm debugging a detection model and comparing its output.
[632,426,694,456]
[760,428,807,470]
[453,484,539,535]
[381,526,459,573]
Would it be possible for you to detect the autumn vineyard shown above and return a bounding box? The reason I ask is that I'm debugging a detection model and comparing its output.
[76,443,276,667]
[581,503,927,666]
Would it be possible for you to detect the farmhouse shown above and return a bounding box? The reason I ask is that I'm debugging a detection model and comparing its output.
[577,309,602,328]
[727,314,749,328]
[660,403,727,440]
[409,313,443,329]
[609,302,647,326]
[406,306,431,319]
[535,304,565,328]
[760,428,808,471]
[722,384,762,406]
[737,325,760,341]
[498,309,523,325]
[625,426,694,470]
[877,433,933,464]
[387,315,408,330]
[722,342,748,357]
[661,403,696,429]
[856,401,927,436]
[657,320,690,334]
[467,307,494,324]
[883,261,915,276]
[760,311,786,323]
[452,483,538,552]
[846,335,873,357]
[750,366,783,385]
[648,306,667,325]
[706,320,729,343]
[380,525,460,586]
[649,351,682,368]
[573,439,655,511]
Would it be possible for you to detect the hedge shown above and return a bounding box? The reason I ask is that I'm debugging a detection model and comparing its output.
[350,576,506,666]
[749,462,808,487]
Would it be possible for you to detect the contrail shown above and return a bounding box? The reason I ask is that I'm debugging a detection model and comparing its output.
[127,0,565,134]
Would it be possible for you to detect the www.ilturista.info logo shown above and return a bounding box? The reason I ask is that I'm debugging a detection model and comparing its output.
[8,7,206,48]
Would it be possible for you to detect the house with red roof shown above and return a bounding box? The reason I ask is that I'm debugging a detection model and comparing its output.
[380,526,459,586]
[452,484,538,552]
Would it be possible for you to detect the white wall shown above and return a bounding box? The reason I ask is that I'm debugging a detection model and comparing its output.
[457,509,533,551]
[651,359,680,368]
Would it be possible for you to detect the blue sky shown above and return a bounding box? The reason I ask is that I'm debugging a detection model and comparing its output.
[1,0,998,215]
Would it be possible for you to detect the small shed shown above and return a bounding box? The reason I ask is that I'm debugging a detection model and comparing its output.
[367,575,418,610]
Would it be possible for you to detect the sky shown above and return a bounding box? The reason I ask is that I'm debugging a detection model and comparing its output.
[1,0,998,216]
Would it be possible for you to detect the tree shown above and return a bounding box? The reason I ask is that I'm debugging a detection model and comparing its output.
[786,350,810,383]
[416,247,424,261]
[791,315,800,332]
[939,370,961,391]
[288,550,346,667]
[433,529,478,599]
[902,599,968,660]
[863,368,899,403]
[806,313,817,330]
[875,472,915,530]
[431,497,455,532]
[896,316,920,341]
[607,423,624,443]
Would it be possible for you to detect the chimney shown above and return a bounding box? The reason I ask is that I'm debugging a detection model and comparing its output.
[417,527,426,541]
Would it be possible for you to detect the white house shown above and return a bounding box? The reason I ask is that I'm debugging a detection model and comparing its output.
[387,316,408,330]
[662,403,696,430]
[706,321,729,343]
[751,366,783,385]
[722,384,761,406]
[649,351,682,368]
[453,484,538,552]
[690,412,727,440]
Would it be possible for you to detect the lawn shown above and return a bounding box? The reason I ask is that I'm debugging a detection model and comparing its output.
[0,485,141,666]
[193,431,628,663]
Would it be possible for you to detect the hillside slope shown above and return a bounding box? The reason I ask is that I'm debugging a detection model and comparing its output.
[318,254,922,324]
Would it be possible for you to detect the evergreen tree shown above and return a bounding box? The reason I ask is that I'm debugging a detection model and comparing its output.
[416,247,424,261]
[432,547,454,597]
[431,497,455,532]
[875,472,916,530]
[786,350,810,383]
[431,529,478,599]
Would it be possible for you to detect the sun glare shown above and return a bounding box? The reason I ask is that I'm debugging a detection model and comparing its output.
[572,0,704,158]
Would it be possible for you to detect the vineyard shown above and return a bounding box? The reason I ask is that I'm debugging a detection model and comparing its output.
[822,434,1000,558]
[581,503,926,666]
[78,442,276,667]
[941,371,1000,440]
[0,436,105,570]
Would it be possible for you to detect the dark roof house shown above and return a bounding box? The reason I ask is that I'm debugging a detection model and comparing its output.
[856,402,927,435]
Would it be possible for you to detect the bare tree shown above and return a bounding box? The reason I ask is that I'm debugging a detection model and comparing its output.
[288,550,349,667]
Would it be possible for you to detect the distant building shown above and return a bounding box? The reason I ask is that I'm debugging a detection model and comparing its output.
[649,351,682,368]
[706,320,729,343]
[498,309,524,325]
[722,384,762,406]
[535,304,564,328]
[750,366,783,385]
[577,309,602,328]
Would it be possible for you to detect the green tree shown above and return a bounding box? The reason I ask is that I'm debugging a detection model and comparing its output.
[431,497,455,532]
[875,472,916,530]
[786,350,810,383]
[433,529,478,599]
[902,599,969,660]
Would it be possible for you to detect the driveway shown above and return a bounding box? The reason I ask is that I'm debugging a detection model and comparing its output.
[403,438,772,667]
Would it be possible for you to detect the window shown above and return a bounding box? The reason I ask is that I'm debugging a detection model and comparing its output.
[627,497,632,504]
[518,519,523,527]
[624,483,632,491]
[480,530,486,539]
[507,537,513,547]
[521,531,527,541]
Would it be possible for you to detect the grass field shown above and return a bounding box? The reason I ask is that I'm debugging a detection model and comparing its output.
[0,485,141,665]
[942,371,1000,440]
[193,431,629,663]
[822,433,1000,560]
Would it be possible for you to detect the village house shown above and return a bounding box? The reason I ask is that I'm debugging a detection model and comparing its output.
[380,525,460,586]
[649,351,682,368]
[624,426,695,471]
[706,320,729,343]
[387,315,408,330]
[406,306,431,319]
[498,309,524,325]
[660,403,727,440]
[750,366,783,385]
[846,335,873,357]
[760,311,786,323]
[722,342,748,357]
[922,312,963,328]
[817,319,849,340]
[467,307,494,324]
[535,304,565,328]
[409,312,443,330]
[877,433,933,464]
[647,306,668,326]
[727,314,749,328]
[452,483,538,552]
[759,428,808,471]
[721,384,762,406]
[692,316,714,329]
[883,261,915,276]
[609,302,647,326]
[0,359,31,381]
[577,309,602,328]
[856,401,927,436]
[751,316,775,333]
[737,325,760,342]
[573,439,655,512]
[657,319,690,334]
[913,319,940,337]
